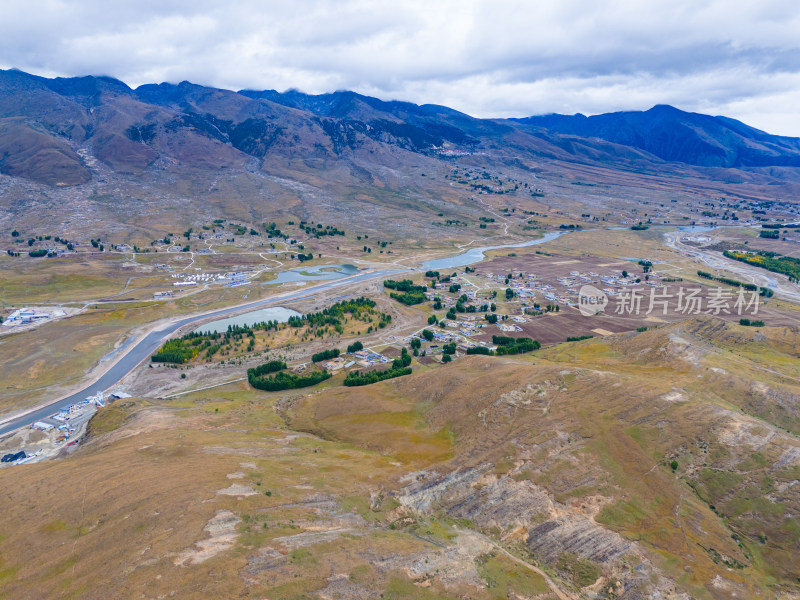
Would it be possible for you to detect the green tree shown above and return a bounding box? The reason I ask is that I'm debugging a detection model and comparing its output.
[347,341,364,353]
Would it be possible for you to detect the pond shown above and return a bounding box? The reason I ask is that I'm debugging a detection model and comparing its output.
[194,306,302,334]
[262,263,361,285]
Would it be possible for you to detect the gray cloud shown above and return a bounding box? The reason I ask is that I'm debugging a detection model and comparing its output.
[2,0,800,134]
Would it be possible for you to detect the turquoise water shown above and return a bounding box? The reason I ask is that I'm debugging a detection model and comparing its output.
[195,306,301,333]
[421,232,565,271]
[263,263,361,285]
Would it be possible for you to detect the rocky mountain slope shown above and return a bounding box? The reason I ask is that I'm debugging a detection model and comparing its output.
[515,105,800,168]
[3,69,800,244]
[4,69,800,186]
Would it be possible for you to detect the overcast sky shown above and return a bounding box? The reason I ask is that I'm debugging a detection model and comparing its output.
[2,0,800,135]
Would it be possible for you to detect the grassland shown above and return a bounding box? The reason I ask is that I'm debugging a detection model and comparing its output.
[0,382,561,599]
[4,216,800,598]
[2,300,800,599]
[284,318,800,598]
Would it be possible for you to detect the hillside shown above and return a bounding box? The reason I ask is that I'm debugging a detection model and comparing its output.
[1,318,799,598]
[3,69,800,248]
[514,105,800,168]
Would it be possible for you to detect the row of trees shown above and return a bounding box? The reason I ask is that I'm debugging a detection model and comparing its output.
[492,335,541,355]
[248,369,331,391]
[312,348,340,362]
[343,366,411,386]
[697,270,772,296]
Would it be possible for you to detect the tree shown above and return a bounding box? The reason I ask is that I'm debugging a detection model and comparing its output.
[505,288,514,299]
[401,347,412,366]
[347,341,363,353]
[622,270,628,278]
[410,337,421,350]
[422,329,434,342]
[441,354,452,363]
[11,230,19,237]
[427,315,437,325]
[393,347,412,369]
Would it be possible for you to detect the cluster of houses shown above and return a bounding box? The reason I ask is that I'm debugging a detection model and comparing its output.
[3,390,133,467]
[168,270,252,289]
[294,347,390,373]
[480,266,665,309]
[22,391,131,456]
[2,307,65,328]
[323,348,390,371]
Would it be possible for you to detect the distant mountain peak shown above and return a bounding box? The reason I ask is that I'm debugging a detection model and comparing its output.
[514,105,800,168]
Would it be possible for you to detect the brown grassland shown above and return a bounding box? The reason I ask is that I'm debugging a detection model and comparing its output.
[1,317,798,598]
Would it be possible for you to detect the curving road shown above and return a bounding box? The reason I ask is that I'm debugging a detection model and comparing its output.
[663,230,800,302]
[0,268,401,437]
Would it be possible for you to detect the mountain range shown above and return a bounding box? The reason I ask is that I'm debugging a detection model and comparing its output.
[2,68,800,188]
[514,105,800,168]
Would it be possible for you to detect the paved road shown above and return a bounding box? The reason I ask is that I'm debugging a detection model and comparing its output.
[0,268,401,437]
[663,231,800,302]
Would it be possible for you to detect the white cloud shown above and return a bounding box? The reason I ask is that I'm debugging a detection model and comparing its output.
[2,0,800,134]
